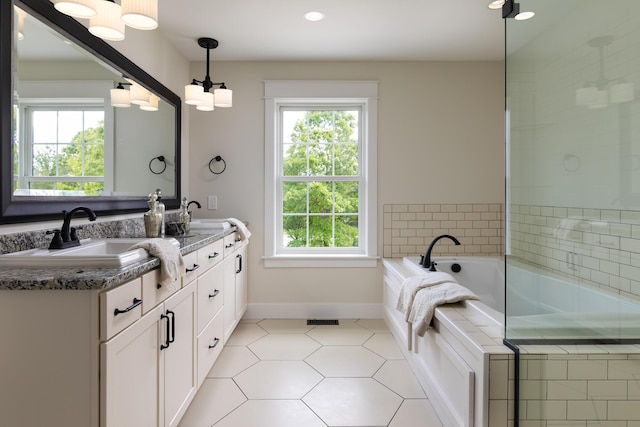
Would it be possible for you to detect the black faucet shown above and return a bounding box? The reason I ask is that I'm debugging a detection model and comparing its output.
[187,200,201,221]
[420,234,461,271]
[48,207,98,249]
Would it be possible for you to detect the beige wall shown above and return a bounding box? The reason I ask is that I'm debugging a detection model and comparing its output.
[187,61,505,306]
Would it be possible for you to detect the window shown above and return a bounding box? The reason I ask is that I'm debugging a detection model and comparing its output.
[19,105,105,196]
[264,81,378,267]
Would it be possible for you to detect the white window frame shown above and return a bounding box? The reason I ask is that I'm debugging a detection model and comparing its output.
[264,81,378,268]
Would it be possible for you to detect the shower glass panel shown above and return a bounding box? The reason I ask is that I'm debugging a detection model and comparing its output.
[505,0,640,344]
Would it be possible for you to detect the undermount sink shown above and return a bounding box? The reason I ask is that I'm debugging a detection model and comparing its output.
[188,219,231,230]
[0,237,180,268]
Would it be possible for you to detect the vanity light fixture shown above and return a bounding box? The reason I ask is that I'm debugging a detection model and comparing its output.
[185,37,232,110]
[54,0,158,41]
[576,36,635,109]
[110,82,132,107]
[129,83,151,105]
[88,0,125,41]
[121,0,158,30]
[53,0,97,19]
[140,94,160,111]
[14,6,26,40]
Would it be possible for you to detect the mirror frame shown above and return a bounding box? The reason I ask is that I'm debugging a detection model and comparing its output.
[1,0,181,224]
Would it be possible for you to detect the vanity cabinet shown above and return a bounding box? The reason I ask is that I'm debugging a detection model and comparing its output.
[100,272,197,427]
[0,231,248,427]
[223,233,248,342]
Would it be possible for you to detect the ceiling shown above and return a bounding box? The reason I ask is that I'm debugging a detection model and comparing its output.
[157,0,506,62]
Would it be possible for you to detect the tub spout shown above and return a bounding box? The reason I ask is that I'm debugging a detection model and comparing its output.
[420,234,461,271]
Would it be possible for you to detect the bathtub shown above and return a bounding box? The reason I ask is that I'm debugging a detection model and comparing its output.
[506,260,640,342]
[383,256,511,427]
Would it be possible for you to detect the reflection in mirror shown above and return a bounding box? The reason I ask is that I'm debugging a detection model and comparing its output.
[1,0,181,223]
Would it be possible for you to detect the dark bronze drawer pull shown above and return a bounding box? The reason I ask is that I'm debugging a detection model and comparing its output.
[113,298,142,316]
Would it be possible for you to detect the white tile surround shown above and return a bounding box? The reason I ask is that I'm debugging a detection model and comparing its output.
[509,204,640,301]
[517,346,640,425]
[383,203,504,259]
[178,318,444,427]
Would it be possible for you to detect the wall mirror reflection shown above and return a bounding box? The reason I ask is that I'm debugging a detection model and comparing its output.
[1,0,181,223]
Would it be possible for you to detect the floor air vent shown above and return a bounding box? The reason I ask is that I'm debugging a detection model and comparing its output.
[307,319,339,326]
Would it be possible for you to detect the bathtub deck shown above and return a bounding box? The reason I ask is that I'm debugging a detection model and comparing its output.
[383,258,514,427]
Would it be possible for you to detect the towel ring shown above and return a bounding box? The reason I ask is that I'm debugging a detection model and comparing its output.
[208,155,227,175]
[149,155,167,175]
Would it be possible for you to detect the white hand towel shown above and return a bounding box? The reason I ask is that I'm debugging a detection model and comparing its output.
[227,218,251,242]
[409,282,478,337]
[129,238,185,291]
[396,272,456,321]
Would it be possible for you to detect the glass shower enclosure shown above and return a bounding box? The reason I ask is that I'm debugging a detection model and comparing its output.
[505,1,640,424]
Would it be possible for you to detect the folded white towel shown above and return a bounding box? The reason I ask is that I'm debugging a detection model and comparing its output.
[227,217,251,242]
[396,272,456,321]
[410,282,478,337]
[129,238,185,291]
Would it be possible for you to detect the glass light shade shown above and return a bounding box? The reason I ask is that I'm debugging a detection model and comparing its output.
[53,0,97,19]
[515,11,535,20]
[185,84,204,105]
[610,82,635,104]
[576,86,598,106]
[487,0,505,10]
[130,84,150,105]
[121,0,158,30]
[196,92,215,111]
[214,88,232,107]
[140,94,159,111]
[110,87,131,107]
[15,7,25,41]
[89,1,125,42]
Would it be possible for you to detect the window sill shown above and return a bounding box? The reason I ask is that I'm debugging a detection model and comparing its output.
[263,255,379,268]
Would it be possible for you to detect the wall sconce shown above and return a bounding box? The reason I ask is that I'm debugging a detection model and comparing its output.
[185,37,232,111]
[576,36,635,109]
[53,0,158,41]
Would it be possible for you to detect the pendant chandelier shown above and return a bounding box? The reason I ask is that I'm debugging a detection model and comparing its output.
[184,37,232,112]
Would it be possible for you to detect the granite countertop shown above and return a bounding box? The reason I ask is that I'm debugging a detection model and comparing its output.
[0,229,235,291]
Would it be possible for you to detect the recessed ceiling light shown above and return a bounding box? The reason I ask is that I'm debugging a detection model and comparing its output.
[487,0,505,10]
[515,11,535,20]
[304,11,325,22]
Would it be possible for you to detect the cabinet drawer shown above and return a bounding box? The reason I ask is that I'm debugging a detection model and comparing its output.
[100,277,143,341]
[197,263,224,333]
[182,251,200,286]
[223,232,238,257]
[197,240,224,273]
[141,268,178,314]
[197,310,223,387]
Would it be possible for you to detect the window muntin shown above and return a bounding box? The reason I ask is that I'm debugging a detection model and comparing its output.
[278,107,363,253]
[22,105,105,195]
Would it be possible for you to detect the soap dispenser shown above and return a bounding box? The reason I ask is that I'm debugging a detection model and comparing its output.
[155,188,166,237]
[144,192,163,237]
[179,197,190,234]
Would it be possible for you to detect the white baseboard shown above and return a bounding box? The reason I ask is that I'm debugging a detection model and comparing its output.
[245,303,383,320]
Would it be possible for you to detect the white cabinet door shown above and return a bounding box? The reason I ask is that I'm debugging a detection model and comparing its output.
[163,285,197,427]
[223,250,237,342]
[101,304,164,427]
[235,245,248,321]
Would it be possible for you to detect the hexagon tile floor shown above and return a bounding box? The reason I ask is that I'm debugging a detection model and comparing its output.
[178,319,444,427]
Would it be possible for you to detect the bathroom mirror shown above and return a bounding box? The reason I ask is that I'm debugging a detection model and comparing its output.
[0,0,181,224]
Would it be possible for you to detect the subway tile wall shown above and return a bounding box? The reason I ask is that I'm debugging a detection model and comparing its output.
[518,347,640,425]
[383,203,504,258]
[509,204,640,301]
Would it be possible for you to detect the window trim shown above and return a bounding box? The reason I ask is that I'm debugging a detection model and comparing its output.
[264,81,378,268]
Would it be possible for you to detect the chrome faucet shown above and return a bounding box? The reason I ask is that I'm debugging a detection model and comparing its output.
[420,234,461,271]
[48,207,98,249]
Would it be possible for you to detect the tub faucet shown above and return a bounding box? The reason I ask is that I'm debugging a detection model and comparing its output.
[49,207,98,249]
[420,234,461,271]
